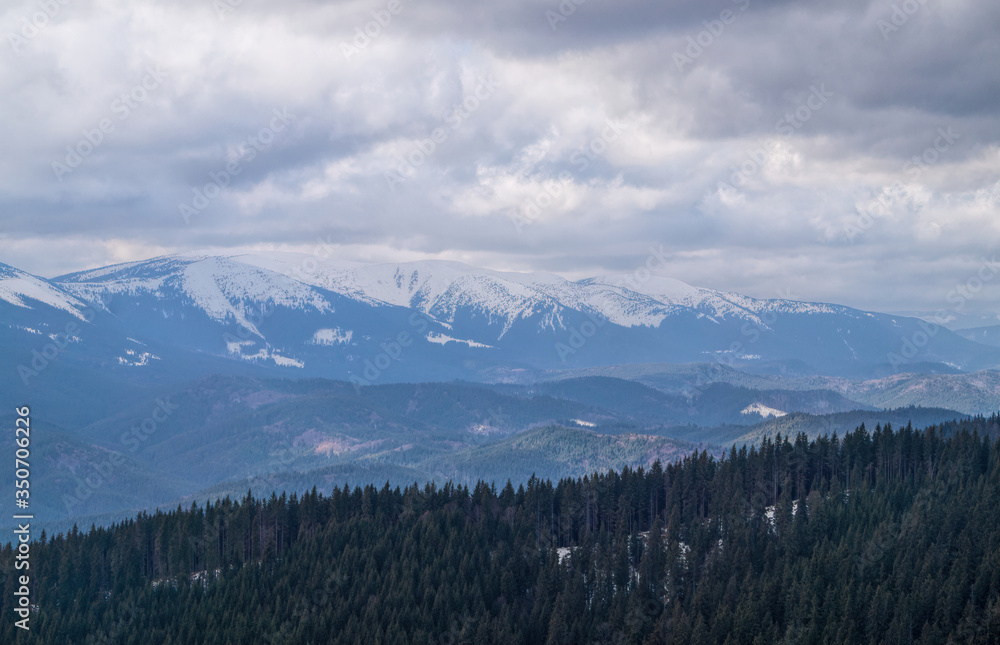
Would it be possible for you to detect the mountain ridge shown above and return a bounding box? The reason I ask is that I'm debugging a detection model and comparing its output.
[0,251,995,382]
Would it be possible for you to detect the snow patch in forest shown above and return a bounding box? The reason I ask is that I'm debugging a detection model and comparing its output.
[311,328,353,345]
[741,403,788,419]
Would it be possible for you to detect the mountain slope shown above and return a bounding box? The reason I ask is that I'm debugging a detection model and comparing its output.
[729,406,969,445]
[419,425,710,485]
[536,363,1000,416]
[955,324,1000,347]
[41,252,1000,379]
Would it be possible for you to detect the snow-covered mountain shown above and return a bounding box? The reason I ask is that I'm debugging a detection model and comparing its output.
[8,253,999,530]
[231,252,842,332]
[1,253,997,388]
[58,255,334,339]
[0,261,91,320]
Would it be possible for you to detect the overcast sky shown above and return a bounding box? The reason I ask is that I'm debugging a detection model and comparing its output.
[1,0,998,318]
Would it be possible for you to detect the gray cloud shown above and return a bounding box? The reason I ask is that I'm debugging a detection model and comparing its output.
[1,0,997,318]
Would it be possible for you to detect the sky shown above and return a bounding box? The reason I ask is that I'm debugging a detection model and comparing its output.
[1,0,998,320]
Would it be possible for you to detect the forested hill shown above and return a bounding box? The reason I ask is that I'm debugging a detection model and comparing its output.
[3,416,999,644]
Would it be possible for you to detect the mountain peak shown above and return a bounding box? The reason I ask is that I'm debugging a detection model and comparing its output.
[0,262,90,319]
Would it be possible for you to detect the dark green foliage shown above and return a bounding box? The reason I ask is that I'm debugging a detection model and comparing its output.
[3,415,999,644]
[729,405,974,445]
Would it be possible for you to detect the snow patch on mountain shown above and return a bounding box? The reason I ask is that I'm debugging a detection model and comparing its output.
[741,403,788,419]
[311,328,353,346]
[0,272,90,320]
[226,338,256,354]
[240,346,304,368]
[426,332,493,348]
[117,349,160,366]
[272,354,305,368]
[49,331,82,344]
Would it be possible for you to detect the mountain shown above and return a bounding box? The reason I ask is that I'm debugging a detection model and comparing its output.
[955,324,1000,347]
[33,251,1000,381]
[20,374,716,529]
[497,376,873,427]
[11,372,972,530]
[419,425,711,486]
[0,260,91,318]
[726,406,970,445]
[4,253,998,529]
[0,260,279,433]
[529,362,1000,416]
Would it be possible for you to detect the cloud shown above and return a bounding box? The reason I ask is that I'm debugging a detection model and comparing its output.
[1,0,997,316]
